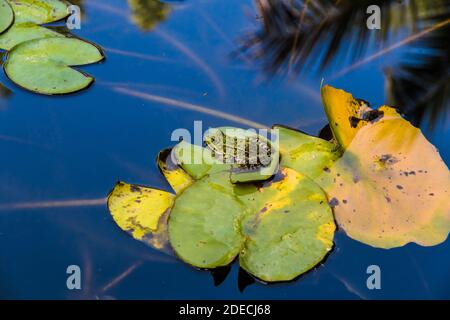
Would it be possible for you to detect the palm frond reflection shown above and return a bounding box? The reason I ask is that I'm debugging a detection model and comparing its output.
[241,0,450,127]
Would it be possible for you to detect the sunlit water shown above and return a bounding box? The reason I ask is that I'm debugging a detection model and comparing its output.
[0,0,449,299]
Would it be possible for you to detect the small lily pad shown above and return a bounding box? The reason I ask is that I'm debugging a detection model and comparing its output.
[239,168,335,282]
[107,181,175,252]
[7,0,69,24]
[0,22,63,50]
[168,173,246,269]
[4,37,104,95]
[173,141,229,179]
[0,0,14,34]
[275,125,341,180]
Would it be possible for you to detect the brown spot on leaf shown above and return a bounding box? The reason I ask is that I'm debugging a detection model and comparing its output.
[329,198,339,208]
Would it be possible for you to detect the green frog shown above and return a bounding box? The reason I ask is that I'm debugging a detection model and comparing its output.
[204,127,279,183]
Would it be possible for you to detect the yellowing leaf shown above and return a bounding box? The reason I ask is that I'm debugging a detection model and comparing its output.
[107,181,175,251]
[318,106,450,249]
[321,85,373,149]
[157,148,194,194]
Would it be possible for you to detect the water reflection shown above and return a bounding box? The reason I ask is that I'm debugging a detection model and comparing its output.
[241,0,449,127]
[128,0,171,31]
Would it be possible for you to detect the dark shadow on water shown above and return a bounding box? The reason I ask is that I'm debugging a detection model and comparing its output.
[210,265,232,287]
[238,267,256,292]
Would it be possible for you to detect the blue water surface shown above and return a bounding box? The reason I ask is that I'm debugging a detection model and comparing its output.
[0,0,449,299]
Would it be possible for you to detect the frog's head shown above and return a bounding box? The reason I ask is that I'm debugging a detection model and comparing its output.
[204,128,225,154]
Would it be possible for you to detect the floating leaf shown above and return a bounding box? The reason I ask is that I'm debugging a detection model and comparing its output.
[173,141,229,179]
[321,85,374,149]
[168,173,246,269]
[157,148,194,194]
[108,181,174,252]
[7,0,69,24]
[4,37,104,94]
[0,0,14,34]
[318,105,450,249]
[0,22,63,50]
[239,168,335,282]
[275,125,341,180]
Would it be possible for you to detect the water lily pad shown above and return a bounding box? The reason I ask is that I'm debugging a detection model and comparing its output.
[275,125,341,180]
[318,105,450,249]
[321,85,374,149]
[7,0,69,24]
[0,0,14,34]
[4,37,104,95]
[168,173,246,269]
[0,22,63,50]
[239,168,335,282]
[173,141,229,179]
[108,181,174,251]
[157,148,194,194]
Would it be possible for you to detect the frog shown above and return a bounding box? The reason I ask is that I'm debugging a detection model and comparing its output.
[203,127,279,183]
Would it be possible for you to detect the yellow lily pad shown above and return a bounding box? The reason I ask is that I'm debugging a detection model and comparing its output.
[107,181,175,251]
[318,105,450,249]
[321,85,377,149]
[157,148,194,194]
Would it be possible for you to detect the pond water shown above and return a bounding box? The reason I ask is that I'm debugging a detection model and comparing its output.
[0,0,449,299]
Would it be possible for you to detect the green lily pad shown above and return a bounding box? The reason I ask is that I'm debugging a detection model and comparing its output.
[275,125,341,180]
[239,168,335,282]
[7,0,69,24]
[0,0,70,50]
[168,172,246,269]
[173,141,230,180]
[107,181,175,252]
[4,37,104,95]
[166,166,335,280]
[0,0,14,34]
[0,22,63,50]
